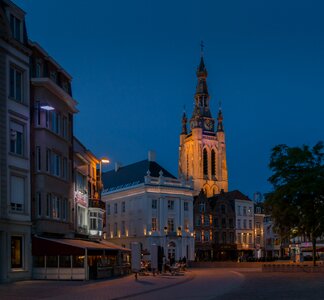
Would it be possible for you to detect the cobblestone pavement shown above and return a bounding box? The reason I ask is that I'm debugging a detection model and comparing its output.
[1,268,324,300]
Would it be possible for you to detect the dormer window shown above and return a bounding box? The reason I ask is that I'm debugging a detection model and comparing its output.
[9,14,22,42]
[35,62,42,77]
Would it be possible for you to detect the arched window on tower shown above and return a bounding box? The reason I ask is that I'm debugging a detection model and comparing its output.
[203,148,208,177]
[211,149,216,177]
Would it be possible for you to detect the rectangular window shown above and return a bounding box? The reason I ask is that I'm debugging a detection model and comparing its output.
[229,218,234,228]
[199,203,205,213]
[36,146,41,171]
[10,14,22,41]
[107,204,110,215]
[204,215,210,226]
[237,233,241,243]
[256,222,261,229]
[10,121,24,156]
[9,65,23,102]
[45,110,50,128]
[222,232,226,244]
[243,233,247,243]
[152,199,157,209]
[62,158,67,180]
[122,201,125,213]
[184,202,188,211]
[46,194,51,217]
[195,231,201,242]
[237,219,241,229]
[35,62,42,77]
[167,218,174,232]
[214,217,219,228]
[243,219,247,229]
[230,232,234,244]
[51,153,61,177]
[114,222,118,236]
[121,221,125,235]
[204,231,210,242]
[10,175,25,212]
[62,198,67,220]
[62,116,67,138]
[46,149,51,172]
[248,233,252,244]
[168,200,174,210]
[237,205,241,216]
[243,206,247,216]
[35,101,41,126]
[36,192,41,217]
[221,218,226,228]
[114,203,118,214]
[11,236,22,268]
[52,195,60,219]
[152,217,157,231]
[249,220,252,229]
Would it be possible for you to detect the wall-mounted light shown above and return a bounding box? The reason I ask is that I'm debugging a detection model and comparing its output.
[40,104,55,111]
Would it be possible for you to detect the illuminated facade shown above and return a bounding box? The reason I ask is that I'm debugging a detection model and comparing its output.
[73,137,104,239]
[102,152,195,261]
[179,54,228,197]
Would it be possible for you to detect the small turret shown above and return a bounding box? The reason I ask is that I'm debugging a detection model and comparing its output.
[181,111,187,135]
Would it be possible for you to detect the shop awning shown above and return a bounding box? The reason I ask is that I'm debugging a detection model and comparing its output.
[32,236,130,256]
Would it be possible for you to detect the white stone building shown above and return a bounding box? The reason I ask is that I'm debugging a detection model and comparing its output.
[235,196,255,257]
[102,153,195,261]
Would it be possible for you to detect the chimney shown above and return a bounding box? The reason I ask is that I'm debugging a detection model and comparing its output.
[148,150,156,162]
[115,162,122,172]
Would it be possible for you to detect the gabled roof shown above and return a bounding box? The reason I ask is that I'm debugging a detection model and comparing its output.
[212,190,252,202]
[102,159,176,191]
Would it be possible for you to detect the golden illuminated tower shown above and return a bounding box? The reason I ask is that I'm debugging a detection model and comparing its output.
[178,54,228,197]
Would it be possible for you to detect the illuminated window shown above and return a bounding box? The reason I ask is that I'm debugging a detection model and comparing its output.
[152,218,157,231]
[11,236,23,268]
[203,148,208,176]
[248,233,252,244]
[237,233,241,243]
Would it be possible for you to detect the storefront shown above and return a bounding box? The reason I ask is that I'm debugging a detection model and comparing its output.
[32,236,130,280]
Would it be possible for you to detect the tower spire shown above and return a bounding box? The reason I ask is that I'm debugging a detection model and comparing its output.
[181,106,187,135]
[217,101,224,132]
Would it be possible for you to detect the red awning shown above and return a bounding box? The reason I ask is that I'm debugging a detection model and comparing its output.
[32,236,130,256]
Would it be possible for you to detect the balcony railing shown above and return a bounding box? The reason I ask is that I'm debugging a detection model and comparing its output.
[89,199,105,210]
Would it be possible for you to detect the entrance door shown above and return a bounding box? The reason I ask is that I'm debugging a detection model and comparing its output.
[167,241,176,264]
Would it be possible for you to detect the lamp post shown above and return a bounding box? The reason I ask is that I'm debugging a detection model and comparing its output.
[99,158,110,193]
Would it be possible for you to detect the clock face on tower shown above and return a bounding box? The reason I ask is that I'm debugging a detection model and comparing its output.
[204,119,213,130]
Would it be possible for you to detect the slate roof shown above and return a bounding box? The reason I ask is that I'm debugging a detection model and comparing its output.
[212,190,252,202]
[102,159,176,191]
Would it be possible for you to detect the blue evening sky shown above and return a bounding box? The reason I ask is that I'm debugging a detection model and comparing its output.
[16,0,324,198]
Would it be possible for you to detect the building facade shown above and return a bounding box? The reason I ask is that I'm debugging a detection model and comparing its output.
[73,137,105,240]
[194,190,248,261]
[0,0,32,282]
[102,152,195,262]
[30,41,78,238]
[254,201,265,259]
[178,54,228,197]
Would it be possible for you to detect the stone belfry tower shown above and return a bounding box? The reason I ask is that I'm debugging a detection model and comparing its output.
[178,51,228,197]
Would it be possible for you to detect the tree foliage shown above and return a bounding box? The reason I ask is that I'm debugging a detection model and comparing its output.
[265,141,324,265]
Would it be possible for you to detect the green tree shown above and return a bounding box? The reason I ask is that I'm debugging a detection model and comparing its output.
[265,141,324,266]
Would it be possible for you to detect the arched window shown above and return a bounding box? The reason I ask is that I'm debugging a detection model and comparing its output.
[211,149,216,177]
[203,148,208,176]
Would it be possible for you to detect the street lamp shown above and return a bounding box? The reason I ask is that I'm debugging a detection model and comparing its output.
[99,157,110,192]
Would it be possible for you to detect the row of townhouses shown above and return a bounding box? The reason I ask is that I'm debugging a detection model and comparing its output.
[0,0,128,282]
